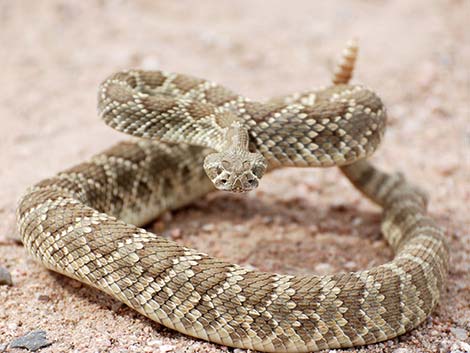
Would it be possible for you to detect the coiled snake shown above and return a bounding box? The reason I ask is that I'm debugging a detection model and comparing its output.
[17,42,448,352]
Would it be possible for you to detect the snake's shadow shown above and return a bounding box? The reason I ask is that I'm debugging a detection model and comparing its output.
[50,191,389,342]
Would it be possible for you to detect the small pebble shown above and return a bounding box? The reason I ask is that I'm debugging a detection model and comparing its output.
[10,330,51,352]
[68,279,82,289]
[450,341,470,353]
[330,203,348,212]
[0,267,13,286]
[95,337,111,348]
[314,263,333,275]
[140,56,161,70]
[261,216,273,224]
[37,294,50,302]
[392,348,412,353]
[439,339,453,351]
[202,223,215,231]
[244,263,257,271]
[198,31,231,49]
[0,344,7,352]
[308,224,318,235]
[170,228,182,239]
[159,344,175,353]
[234,349,248,353]
[344,261,357,270]
[451,327,468,340]
[233,224,248,234]
[146,339,162,346]
[352,217,362,226]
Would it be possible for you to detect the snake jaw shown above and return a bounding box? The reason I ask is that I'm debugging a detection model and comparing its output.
[203,150,267,192]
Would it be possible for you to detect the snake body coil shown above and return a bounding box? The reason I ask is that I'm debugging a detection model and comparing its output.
[17,43,448,352]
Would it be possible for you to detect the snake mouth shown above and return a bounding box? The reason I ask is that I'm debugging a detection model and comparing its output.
[203,150,267,193]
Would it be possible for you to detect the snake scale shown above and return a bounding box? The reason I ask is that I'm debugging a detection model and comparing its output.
[17,42,448,352]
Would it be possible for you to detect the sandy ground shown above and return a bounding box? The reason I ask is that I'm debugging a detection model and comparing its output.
[1,1,469,352]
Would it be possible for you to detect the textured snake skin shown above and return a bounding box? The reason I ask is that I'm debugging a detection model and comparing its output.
[17,42,448,352]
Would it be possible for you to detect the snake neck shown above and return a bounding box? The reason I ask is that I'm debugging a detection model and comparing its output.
[223,121,250,153]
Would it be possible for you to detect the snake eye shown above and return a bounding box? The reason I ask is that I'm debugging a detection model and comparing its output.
[222,160,231,170]
[216,166,223,175]
[252,165,265,178]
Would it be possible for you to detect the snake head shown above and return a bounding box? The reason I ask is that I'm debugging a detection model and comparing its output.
[203,150,267,192]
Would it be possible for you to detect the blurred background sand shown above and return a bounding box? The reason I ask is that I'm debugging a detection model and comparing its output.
[0,1,469,352]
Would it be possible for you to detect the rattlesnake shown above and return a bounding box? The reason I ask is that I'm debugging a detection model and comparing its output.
[17,42,448,352]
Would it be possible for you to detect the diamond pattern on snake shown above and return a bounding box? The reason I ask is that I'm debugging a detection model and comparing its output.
[17,41,448,352]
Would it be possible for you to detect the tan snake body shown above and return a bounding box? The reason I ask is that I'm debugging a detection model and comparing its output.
[17,42,448,352]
